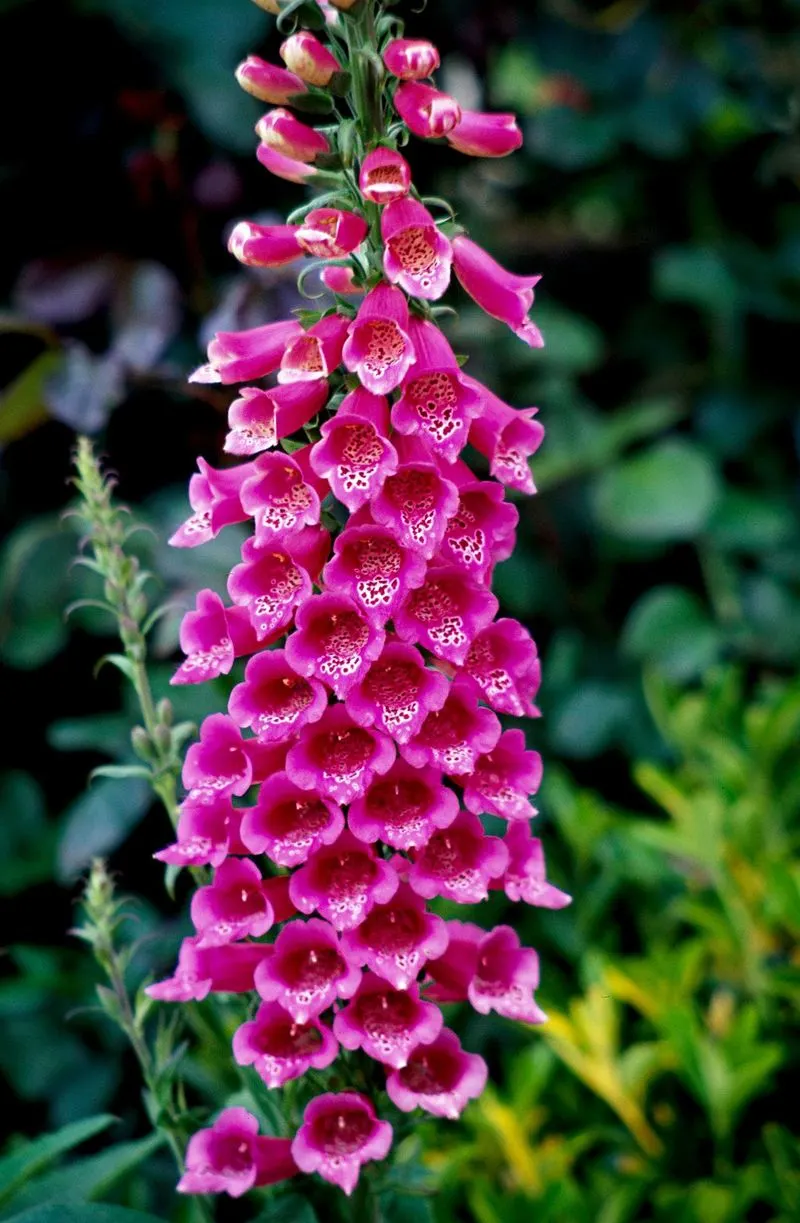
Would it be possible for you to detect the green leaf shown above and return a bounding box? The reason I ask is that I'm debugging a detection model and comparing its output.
[654,246,741,312]
[0,772,54,895]
[593,439,721,542]
[533,302,604,373]
[1,1134,164,1217]
[381,1194,435,1223]
[3,1208,168,1223]
[253,1194,319,1223]
[57,777,152,882]
[622,586,721,680]
[706,489,797,553]
[0,350,61,444]
[0,1116,116,1208]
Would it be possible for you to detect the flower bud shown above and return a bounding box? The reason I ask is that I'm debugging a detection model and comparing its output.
[156,698,174,726]
[393,81,462,139]
[131,726,153,761]
[447,110,523,158]
[358,147,412,205]
[256,143,320,184]
[235,55,308,105]
[255,108,330,162]
[383,38,440,81]
[280,31,340,88]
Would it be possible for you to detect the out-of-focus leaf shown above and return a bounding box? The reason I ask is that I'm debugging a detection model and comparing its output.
[533,302,604,373]
[0,1116,116,1208]
[44,342,125,433]
[654,247,740,312]
[706,490,797,553]
[0,518,73,669]
[1,1134,164,1217]
[253,1196,318,1223]
[4,1207,168,1223]
[57,778,153,883]
[593,440,721,542]
[622,586,721,679]
[110,263,181,373]
[530,108,620,169]
[47,715,131,757]
[548,681,634,758]
[0,351,61,443]
[0,772,54,895]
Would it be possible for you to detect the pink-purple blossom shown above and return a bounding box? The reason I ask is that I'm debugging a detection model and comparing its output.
[333,972,442,1068]
[254,917,361,1023]
[291,1092,392,1195]
[385,1029,487,1119]
[178,1108,297,1196]
[233,1001,338,1088]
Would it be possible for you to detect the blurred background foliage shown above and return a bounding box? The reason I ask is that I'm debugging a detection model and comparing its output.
[0,0,798,1219]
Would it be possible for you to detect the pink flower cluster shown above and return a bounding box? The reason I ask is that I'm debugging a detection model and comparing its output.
[151,5,569,1203]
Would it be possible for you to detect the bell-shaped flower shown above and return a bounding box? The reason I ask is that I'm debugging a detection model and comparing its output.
[403,676,501,776]
[383,38,440,81]
[291,1092,392,1196]
[453,235,543,348]
[241,771,344,868]
[154,794,247,869]
[239,451,322,545]
[289,828,399,930]
[254,917,361,1023]
[296,210,368,259]
[424,919,482,1002]
[190,857,275,947]
[286,704,395,804]
[359,147,412,205]
[439,480,518,579]
[371,437,460,560]
[462,729,543,821]
[385,1029,487,1119]
[447,110,523,158]
[227,220,304,268]
[342,282,416,395]
[224,381,329,457]
[280,30,341,87]
[500,822,572,909]
[182,713,259,799]
[334,972,443,1069]
[381,198,452,300]
[178,1108,297,1197]
[393,82,462,139]
[460,619,541,717]
[227,528,330,641]
[278,313,350,383]
[171,589,261,684]
[340,880,448,989]
[348,759,459,851]
[255,108,331,162]
[468,925,547,1024]
[235,55,308,105]
[147,936,271,1002]
[392,319,482,462]
[467,383,544,495]
[228,649,327,743]
[257,143,320,184]
[408,810,508,904]
[346,641,449,745]
[233,1000,338,1089]
[169,457,252,548]
[321,264,365,294]
[189,319,302,384]
[394,566,498,667]
[323,521,427,625]
[310,389,398,512]
[286,591,385,698]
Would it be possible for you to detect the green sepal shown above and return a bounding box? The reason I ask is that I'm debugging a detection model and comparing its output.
[276,0,326,34]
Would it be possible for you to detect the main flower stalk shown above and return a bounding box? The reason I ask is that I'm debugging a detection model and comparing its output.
[152,0,569,1203]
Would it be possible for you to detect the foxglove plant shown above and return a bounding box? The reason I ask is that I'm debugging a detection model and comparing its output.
[77,0,571,1210]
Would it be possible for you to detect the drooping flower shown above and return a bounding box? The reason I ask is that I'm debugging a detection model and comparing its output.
[452,235,544,349]
[468,925,547,1024]
[286,703,395,804]
[227,220,304,268]
[254,917,361,1023]
[289,828,399,930]
[181,713,257,799]
[147,937,271,1003]
[381,198,453,301]
[347,759,459,851]
[309,390,398,512]
[169,457,252,548]
[407,810,508,905]
[235,55,308,105]
[241,771,344,868]
[392,318,482,462]
[394,567,499,667]
[370,436,459,559]
[178,1108,297,1197]
[278,313,350,383]
[190,857,275,947]
[228,649,327,742]
[257,144,321,184]
[189,319,303,384]
[500,822,572,909]
[342,282,416,395]
[154,794,247,869]
[172,589,261,685]
[340,880,448,990]
[296,210,368,259]
[346,640,449,744]
[383,38,440,81]
[233,1001,338,1088]
[285,591,385,698]
[291,1092,392,1196]
[439,480,518,579]
[280,30,341,87]
[239,451,323,546]
[224,382,329,457]
[322,521,427,625]
[460,619,542,717]
[424,919,483,1003]
[385,1029,487,1120]
[333,973,443,1068]
[467,384,545,495]
[393,82,462,139]
[226,530,325,641]
[447,110,523,158]
[402,676,501,776]
[462,728,543,821]
[254,108,331,162]
[358,147,412,205]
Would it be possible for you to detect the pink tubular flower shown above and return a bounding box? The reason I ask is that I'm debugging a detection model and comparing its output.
[340,880,448,989]
[501,822,572,909]
[178,1108,297,1197]
[286,703,395,805]
[383,39,440,81]
[227,220,303,268]
[254,917,361,1023]
[289,828,399,930]
[235,56,308,105]
[255,108,331,162]
[321,264,364,295]
[359,147,412,205]
[190,858,275,947]
[394,567,499,668]
[239,451,322,545]
[393,82,462,139]
[348,759,458,851]
[467,384,544,495]
[392,319,481,461]
[386,1029,487,1120]
[286,591,384,698]
[228,649,327,742]
[227,532,323,641]
[233,1001,338,1089]
[182,713,257,799]
[323,522,427,625]
[468,925,547,1024]
[154,794,246,869]
[190,319,303,385]
[461,619,541,717]
[447,110,523,158]
[256,143,320,184]
[346,641,449,745]
[172,589,260,685]
[147,937,271,1002]
[371,437,460,559]
[424,920,483,1003]
[440,481,518,579]
[381,198,452,300]
[169,457,252,548]
[241,772,344,868]
[334,973,442,1069]
[342,282,416,395]
[408,810,509,904]
[296,209,368,259]
[291,1092,392,1196]
[278,313,350,384]
[462,728,543,821]
[310,390,398,512]
[452,235,544,348]
[280,31,341,88]
[403,675,501,776]
[224,382,328,458]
